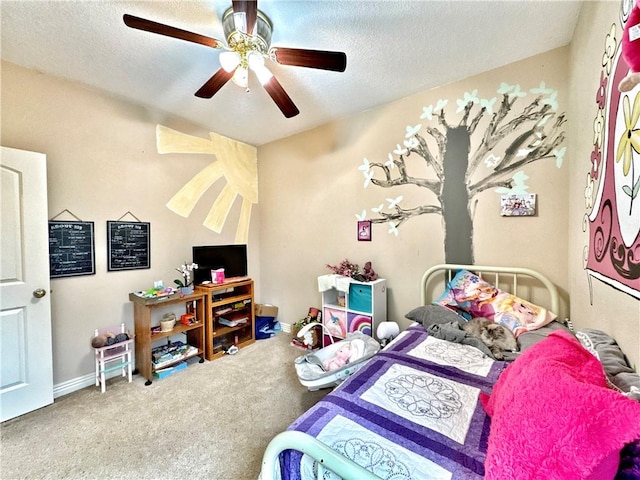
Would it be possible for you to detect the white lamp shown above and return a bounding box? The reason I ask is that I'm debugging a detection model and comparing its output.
[376,321,400,346]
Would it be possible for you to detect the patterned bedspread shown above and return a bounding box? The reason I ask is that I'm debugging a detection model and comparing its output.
[280,324,507,480]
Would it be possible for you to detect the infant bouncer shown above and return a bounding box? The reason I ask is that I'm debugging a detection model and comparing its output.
[293,323,381,391]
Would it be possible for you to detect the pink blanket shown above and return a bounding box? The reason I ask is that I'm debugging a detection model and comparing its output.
[480,330,640,480]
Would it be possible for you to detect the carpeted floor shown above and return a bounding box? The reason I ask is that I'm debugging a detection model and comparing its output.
[0,333,327,480]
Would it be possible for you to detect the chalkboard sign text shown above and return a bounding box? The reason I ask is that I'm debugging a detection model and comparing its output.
[49,221,96,278]
[107,221,150,271]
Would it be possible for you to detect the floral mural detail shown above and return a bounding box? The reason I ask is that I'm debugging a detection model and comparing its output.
[584,2,640,300]
[356,82,566,263]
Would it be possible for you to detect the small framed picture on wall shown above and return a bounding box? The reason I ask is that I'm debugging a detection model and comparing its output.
[357,220,371,241]
[500,194,537,216]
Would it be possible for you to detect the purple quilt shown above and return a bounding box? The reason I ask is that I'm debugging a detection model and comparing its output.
[280,324,507,479]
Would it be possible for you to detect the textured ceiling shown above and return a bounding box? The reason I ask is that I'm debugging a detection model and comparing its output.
[1,1,583,146]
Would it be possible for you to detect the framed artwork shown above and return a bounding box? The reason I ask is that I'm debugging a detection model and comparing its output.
[500,194,537,216]
[48,221,96,278]
[357,220,371,241]
[107,221,151,271]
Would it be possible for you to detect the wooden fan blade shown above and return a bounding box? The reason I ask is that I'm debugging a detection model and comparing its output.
[270,47,347,72]
[195,69,234,98]
[123,14,224,49]
[262,76,299,118]
[231,0,258,35]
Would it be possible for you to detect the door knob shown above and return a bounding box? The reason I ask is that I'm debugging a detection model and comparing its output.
[33,288,47,298]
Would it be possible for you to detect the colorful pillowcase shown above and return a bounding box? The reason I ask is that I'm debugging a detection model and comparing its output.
[433,269,556,336]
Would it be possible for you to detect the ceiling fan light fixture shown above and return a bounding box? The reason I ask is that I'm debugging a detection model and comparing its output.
[122,2,345,118]
[232,65,249,89]
[247,50,264,69]
[219,51,241,72]
[253,64,273,86]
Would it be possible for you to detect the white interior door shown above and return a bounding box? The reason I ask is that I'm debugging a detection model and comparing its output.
[0,146,53,422]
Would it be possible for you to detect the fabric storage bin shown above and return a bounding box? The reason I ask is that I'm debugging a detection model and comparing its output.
[348,283,373,313]
[347,313,372,336]
[323,307,347,345]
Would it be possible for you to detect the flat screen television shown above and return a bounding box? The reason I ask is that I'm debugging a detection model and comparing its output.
[192,244,248,284]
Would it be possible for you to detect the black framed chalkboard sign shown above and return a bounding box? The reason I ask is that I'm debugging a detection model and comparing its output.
[107,221,150,271]
[49,221,96,278]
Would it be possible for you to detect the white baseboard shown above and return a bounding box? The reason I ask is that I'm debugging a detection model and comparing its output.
[281,322,292,333]
[53,372,96,398]
[53,369,130,398]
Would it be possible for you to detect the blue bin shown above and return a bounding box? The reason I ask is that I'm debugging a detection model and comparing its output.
[255,316,278,339]
[348,283,372,313]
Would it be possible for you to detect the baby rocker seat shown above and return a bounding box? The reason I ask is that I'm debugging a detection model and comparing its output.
[294,331,380,391]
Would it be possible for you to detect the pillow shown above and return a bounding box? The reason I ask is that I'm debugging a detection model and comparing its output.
[480,330,640,480]
[516,320,571,352]
[404,304,465,328]
[576,328,640,399]
[433,269,556,336]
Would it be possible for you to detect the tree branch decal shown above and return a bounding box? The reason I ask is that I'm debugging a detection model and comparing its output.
[356,82,567,263]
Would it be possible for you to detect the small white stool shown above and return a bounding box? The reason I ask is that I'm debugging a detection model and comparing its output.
[94,323,134,393]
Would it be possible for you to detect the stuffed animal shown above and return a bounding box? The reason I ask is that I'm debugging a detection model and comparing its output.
[323,344,352,371]
[362,261,379,281]
[91,331,129,348]
[620,1,640,92]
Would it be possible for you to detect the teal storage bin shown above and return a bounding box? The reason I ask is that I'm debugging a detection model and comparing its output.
[348,283,372,313]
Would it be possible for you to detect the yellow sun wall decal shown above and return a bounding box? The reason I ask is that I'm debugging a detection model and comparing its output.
[156,125,257,244]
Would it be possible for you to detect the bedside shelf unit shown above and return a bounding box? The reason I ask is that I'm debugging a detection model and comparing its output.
[320,278,387,346]
[197,278,255,360]
[129,291,206,385]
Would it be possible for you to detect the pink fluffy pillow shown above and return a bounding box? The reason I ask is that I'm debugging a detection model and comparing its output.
[480,331,640,480]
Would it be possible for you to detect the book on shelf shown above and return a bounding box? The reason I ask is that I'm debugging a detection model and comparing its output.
[152,341,198,369]
[219,316,249,327]
[214,306,233,316]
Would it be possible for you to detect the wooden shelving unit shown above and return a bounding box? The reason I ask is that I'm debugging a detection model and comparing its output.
[129,291,206,385]
[196,278,255,360]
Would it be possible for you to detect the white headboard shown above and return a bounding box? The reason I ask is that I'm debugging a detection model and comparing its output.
[420,264,560,315]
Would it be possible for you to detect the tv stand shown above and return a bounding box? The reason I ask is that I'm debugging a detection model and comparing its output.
[196,278,255,360]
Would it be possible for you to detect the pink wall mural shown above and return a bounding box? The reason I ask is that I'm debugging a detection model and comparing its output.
[585,4,640,299]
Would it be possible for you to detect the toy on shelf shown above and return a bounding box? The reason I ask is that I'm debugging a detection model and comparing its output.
[91,330,131,348]
[132,286,176,299]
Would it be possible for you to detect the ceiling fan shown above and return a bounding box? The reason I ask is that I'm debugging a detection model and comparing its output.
[123,0,347,118]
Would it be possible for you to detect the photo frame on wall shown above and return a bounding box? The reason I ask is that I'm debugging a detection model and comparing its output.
[357,220,371,241]
[500,194,537,217]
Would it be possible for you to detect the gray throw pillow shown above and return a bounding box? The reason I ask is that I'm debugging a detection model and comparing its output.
[517,321,571,353]
[405,304,464,328]
[576,328,640,398]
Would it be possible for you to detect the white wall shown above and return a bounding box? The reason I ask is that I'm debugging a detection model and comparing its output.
[1,61,262,387]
